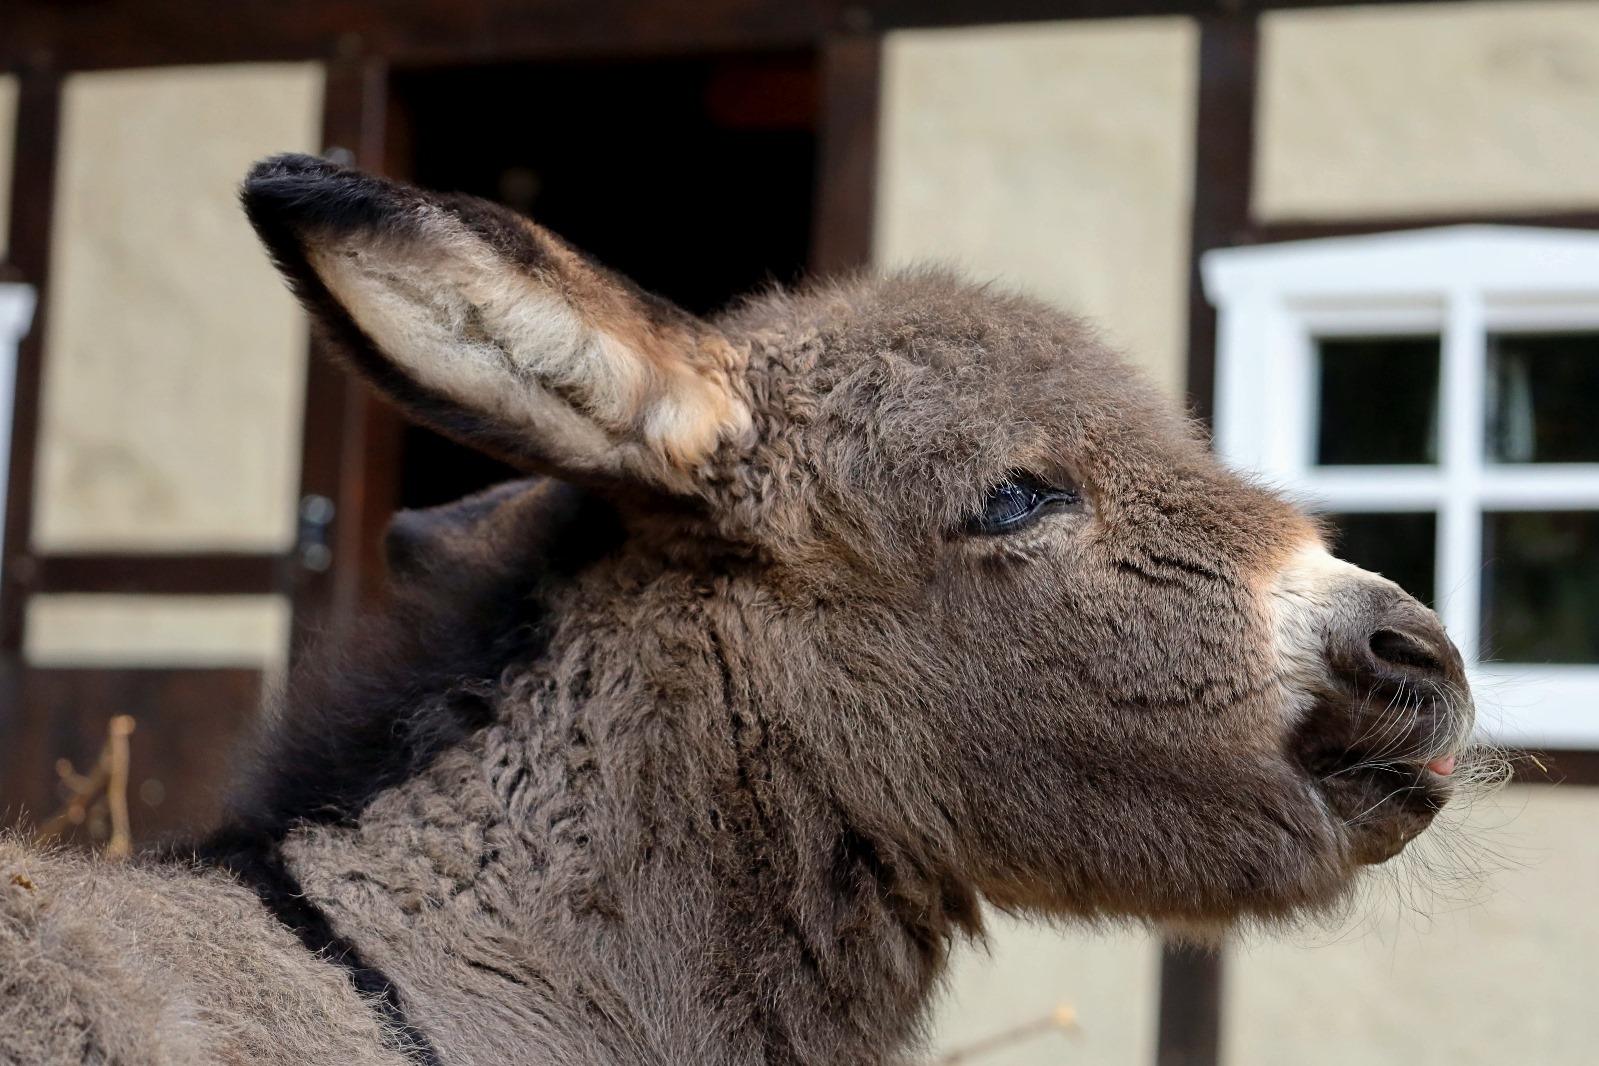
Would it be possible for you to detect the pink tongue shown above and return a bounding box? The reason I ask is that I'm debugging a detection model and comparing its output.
[1426,755,1457,776]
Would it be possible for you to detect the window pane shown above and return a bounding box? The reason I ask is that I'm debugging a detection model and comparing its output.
[1316,336,1440,465]
[1325,512,1436,605]
[1486,332,1599,464]
[1481,511,1599,664]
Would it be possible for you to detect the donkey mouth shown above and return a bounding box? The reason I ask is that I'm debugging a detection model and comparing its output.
[1293,697,1464,865]
[1314,758,1453,865]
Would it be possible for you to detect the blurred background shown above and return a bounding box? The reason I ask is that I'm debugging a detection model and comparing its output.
[1,1,1597,1064]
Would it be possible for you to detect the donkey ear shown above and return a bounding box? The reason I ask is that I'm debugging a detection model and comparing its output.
[242,154,751,492]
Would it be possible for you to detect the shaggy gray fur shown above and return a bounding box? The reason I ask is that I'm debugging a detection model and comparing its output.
[1,842,408,1065]
[0,155,1476,1066]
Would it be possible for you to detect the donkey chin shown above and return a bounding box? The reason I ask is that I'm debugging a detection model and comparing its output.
[1271,541,1479,870]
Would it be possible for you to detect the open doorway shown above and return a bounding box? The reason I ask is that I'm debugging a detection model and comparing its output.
[391,52,818,509]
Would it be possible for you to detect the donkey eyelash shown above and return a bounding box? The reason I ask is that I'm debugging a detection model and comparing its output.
[965,475,1083,536]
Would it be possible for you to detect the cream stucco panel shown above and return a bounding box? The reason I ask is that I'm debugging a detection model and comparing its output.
[0,75,17,257]
[1226,785,1599,1065]
[26,594,291,672]
[876,19,1197,397]
[1256,1,1599,221]
[35,64,324,552]
[931,917,1158,1066]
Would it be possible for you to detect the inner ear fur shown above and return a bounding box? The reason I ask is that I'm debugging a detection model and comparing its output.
[243,153,751,492]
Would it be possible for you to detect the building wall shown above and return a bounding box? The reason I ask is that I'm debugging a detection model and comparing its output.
[0,3,1594,1062]
[1226,785,1599,1065]
[38,64,320,555]
[1233,3,1599,1063]
[1255,0,1599,221]
[23,63,321,669]
[884,5,1599,1065]
[25,594,292,670]
[934,920,1159,1066]
[876,18,1197,398]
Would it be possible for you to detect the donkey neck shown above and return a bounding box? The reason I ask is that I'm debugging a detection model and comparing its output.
[283,596,969,1066]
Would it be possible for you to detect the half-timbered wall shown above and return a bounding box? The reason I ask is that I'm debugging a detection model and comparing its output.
[3,2,1598,1062]
[874,5,1599,1064]
[1227,786,1599,1065]
[1223,3,1599,1062]
[22,65,319,670]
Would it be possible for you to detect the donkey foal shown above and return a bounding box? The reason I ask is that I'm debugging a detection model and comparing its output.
[1,154,1479,1066]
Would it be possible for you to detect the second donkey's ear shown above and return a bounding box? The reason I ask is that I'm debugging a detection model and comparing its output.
[243,154,751,493]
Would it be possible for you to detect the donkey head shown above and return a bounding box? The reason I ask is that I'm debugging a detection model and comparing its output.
[245,154,1475,929]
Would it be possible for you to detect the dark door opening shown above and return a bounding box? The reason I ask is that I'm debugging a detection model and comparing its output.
[391,53,818,509]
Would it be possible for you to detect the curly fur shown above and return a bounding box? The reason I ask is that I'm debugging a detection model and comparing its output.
[0,157,1478,1066]
[1,841,410,1066]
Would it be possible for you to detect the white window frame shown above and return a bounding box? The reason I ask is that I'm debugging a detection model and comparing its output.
[1203,226,1599,750]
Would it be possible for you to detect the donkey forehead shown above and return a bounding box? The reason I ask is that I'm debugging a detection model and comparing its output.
[732,276,1200,483]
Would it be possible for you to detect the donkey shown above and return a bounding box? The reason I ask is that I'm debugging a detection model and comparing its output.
[1,152,1477,1066]
[3,480,568,1066]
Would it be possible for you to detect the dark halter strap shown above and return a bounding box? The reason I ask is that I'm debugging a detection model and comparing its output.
[192,832,444,1066]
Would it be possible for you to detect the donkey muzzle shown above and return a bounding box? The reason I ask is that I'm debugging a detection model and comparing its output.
[1271,544,1475,864]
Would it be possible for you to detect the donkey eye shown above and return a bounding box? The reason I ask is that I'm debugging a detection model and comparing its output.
[966,476,1082,535]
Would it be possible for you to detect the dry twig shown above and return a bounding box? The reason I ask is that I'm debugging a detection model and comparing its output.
[35,715,137,857]
[928,1002,1080,1065]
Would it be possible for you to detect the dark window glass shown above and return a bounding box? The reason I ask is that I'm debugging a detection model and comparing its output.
[1481,511,1599,664]
[1316,336,1440,466]
[1325,512,1437,606]
[1486,332,1599,464]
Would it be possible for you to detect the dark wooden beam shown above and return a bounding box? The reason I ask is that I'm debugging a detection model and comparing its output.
[1183,14,1258,428]
[810,33,881,276]
[289,51,402,657]
[0,65,61,653]
[325,52,408,624]
[1249,211,1599,246]
[15,554,286,596]
[0,0,827,73]
[863,0,1483,31]
[1156,942,1224,1066]
[1156,16,1258,1066]
[1510,749,1599,787]
[2,0,1505,75]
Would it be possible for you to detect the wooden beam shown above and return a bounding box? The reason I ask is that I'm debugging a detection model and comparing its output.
[810,33,881,276]
[1155,16,1258,1066]
[288,51,401,657]
[1156,942,1224,1066]
[17,554,286,596]
[1511,749,1599,787]
[1250,211,1599,246]
[2,0,1502,76]
[0,66,60,653]
[0,0,825,73]
[1183,14,1258,428]
[863,0,1481,31]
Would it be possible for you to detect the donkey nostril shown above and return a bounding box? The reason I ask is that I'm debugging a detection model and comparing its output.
[1321,581,1467,693]
[1368,628,1445,677]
